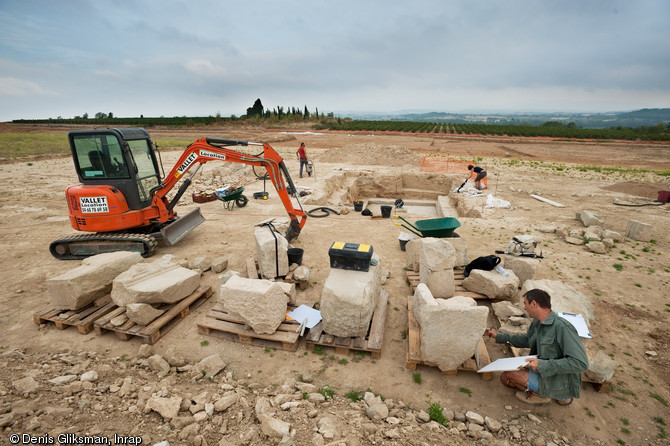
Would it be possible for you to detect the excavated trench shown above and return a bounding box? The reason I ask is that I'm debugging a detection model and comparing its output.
[305,170,462,218]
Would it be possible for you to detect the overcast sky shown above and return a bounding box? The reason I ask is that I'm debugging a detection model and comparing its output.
[1,0,669,121]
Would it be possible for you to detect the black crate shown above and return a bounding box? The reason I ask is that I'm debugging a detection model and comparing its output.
[328,242,373,272]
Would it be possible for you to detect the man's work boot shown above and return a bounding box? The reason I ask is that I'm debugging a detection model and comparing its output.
[515,391,551,406]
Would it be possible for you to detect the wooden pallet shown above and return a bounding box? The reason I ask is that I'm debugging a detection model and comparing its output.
[305,290,388,359]
[197,303,302,351]
[33,295,117,334]
[405,295,493,380]
[93,286,212,344]
[246,257,308,289]
[405,268,488,299]
[507,345,611,393]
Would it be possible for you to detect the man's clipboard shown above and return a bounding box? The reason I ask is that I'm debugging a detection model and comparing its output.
[477,355,537,373]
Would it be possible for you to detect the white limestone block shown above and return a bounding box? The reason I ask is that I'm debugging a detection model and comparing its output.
[320,253,382,337]
[47,251,143,310]
[413,284,489,371]
[624,219,654,242]
[462,269,519,300]
[125,303,166,325]
[219,275,291,335]
[254,225,289,279]
[419,238,456,298]
[521,279,595,324]
[503,255,539,286]
[111,256,200,307]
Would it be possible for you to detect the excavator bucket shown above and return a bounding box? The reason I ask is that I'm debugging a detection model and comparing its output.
[160,208,206,246]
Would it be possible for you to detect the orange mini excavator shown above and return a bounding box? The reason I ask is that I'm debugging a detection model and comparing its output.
[50,128,307,260]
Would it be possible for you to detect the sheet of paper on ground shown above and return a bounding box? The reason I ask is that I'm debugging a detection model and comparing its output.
[286,304,322,329]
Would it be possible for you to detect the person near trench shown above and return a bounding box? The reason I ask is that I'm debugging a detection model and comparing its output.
[483,288,589,406]
[466,164,486,190]
[296,142,310,178]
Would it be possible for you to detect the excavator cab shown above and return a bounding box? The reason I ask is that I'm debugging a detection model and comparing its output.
[69,128,161,210]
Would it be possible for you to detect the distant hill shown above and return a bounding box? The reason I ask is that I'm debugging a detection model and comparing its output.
[344,108,670,129]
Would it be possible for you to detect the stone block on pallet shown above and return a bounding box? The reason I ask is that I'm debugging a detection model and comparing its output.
[111,255,200,307]
[419,238,456,298]
[412,284,488,371]
[320,253,382,337]
[47,251,143,310]
[462,269,519,300]
[219,275,292,335]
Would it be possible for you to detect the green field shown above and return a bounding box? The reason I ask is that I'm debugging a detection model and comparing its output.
[0,133,195,159]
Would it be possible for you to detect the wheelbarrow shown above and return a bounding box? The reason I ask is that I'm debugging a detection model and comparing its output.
[394,215,461,238]
[215,186,249,211]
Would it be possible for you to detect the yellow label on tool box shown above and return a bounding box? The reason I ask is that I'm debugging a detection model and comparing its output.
[331,241,371,252]
[328,242,373,272]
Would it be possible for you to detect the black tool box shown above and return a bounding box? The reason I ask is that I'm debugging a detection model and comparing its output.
[328,242,373,272]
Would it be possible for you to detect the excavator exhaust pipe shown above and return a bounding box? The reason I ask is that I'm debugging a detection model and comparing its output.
[160,207,206,246]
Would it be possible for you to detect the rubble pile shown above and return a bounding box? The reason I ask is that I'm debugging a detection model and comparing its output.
[0,346,577,446]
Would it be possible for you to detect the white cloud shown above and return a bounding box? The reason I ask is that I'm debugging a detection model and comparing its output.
[184,60,227,78]
[0,77,56,96]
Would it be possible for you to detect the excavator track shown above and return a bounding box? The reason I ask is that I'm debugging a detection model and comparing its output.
[49,233,159,260]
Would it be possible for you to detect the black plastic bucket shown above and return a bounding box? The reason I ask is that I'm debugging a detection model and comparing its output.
[399,239,409,251]
[353,201,364,212]
[287,248,304,265]
[381,205,392,218]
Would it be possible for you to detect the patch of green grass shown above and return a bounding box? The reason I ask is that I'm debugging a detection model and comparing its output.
[338,358,348,365]
[0,133,71,158]
[301,391,308,399]
[459,387,472,397]
[616,439,625,445]
[413,372,422,384]
[620,428,631,434]
[401,329,407,340]
[613,263,623,271]
[312,345,324,355]
[200,340,209,347]
[344,390,362,402]
[585,407,596,418]
[650,392,669,407]
[352,350,367,362]
[426,401,449,427]
[654,417,667,439]
[634,283,642,288]
[594,291,602,296]
[318,385,336,400]
[620,418,630,426]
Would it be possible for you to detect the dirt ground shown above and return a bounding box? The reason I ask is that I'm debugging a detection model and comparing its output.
[0,123,669,445]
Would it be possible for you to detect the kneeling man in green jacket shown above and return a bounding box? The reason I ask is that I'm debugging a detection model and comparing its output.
[484,288,589,406]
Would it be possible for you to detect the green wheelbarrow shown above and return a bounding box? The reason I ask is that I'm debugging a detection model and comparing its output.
[215,186,249,211]
[394,215,461,238]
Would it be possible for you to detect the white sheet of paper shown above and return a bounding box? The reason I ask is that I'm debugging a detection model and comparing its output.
[477,355,537,373]
[286,305,322,329]
[557,313,592,339]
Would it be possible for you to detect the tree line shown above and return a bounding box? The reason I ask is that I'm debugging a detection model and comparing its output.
[11,98,670,141]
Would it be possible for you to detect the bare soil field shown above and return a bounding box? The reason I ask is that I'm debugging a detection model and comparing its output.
[0,123,669,446]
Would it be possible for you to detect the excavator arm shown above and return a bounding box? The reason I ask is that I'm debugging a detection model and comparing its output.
[152,137,307,240]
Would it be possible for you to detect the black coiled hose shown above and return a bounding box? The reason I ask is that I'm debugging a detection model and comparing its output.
[307,207,341,218]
